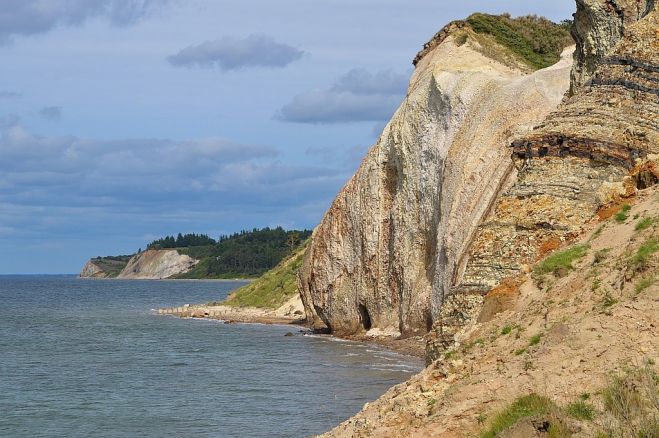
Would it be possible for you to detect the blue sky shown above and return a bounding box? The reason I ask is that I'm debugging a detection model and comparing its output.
[0,0,575,274]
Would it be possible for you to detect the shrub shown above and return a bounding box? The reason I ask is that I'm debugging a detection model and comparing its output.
[566,400,595,420]
[466,13,573,70]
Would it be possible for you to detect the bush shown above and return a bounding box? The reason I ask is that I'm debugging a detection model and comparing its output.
[629,238,659,271]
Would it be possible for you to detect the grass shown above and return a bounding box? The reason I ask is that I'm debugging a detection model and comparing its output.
[466,13,573,70]
[614,204,631,223]
[635,276,656,294]
[629,237,659,271]
[501,325,513,335]
[529,333,543,347]
[566,401,595,421]
[479,394,565,438]
[601,293,618,309]
[635,217,654,231]
[220,242,308,309]
[599,364,659,437]
[534,244,589,277]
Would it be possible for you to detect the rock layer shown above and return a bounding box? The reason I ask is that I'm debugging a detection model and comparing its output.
[117,249,198,279]
[297,27,573,337]
[458,3,658,297]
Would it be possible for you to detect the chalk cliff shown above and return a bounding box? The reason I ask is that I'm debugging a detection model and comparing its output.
[116,250,198,279]
[298,20,574,337]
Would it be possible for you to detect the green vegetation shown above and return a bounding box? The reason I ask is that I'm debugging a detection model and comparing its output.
[529,333,543,347]
[176,227,312,279]
[614,204,631,223]
[635,276,656,294]
[466,13,573,70]
[479,394,567,438]
[534,244,589,277]
[566,401,595,421]
[599,364,659,437]
[147,233,216,249]
[635,216,654,231]
[629,237,659,272]
[501,325,513,335]
[220,241,309,309]
[90,255,132,277]
[601,292,618,309]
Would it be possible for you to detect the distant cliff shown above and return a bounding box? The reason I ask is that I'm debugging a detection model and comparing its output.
[298,15,574,337]
[79,250,196,279]
[116,250,198,280]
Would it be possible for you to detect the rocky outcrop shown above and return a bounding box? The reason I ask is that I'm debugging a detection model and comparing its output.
[457,3,658,295]
[297,24,574,337]
[79,255,132,278]
[79,260,105,278]
[570,0,655,94]
[117,249,198,279]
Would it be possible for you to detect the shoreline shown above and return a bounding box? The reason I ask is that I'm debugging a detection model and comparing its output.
[79,276,253,282]
[158,304,426,359]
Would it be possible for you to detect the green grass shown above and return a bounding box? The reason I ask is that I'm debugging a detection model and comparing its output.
[479,394,559,438]
[534,244,589,277]
[629,237,659,271]
[501,325,513,335]
[529,333,543,347]
[614,204,632,223]
[635,217,654,231]
[601,293,618,308]
[566,401,595,420]
[466,13,573,70]
[635,276,656,294]
[220,242,308,309]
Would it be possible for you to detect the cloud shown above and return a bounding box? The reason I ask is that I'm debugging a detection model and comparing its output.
[39,106,63,121]
[0,0,171,43]
[167,34,305,71]
[0,91,22,99]
[277,69,408,124]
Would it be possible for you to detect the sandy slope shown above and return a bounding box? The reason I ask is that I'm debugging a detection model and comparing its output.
[324,186,658,437]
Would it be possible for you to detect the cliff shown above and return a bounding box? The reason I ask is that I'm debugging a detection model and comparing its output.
[324,185,658,437]
[116,249,198,279]
[298,16,574,337]
[79,255,132,278]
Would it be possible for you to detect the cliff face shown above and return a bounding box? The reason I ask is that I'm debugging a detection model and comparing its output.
[427,2,658,358]
[298,25,573,337]
[570,0,655,94]
[80,260,106,278]
[116,249,198,279]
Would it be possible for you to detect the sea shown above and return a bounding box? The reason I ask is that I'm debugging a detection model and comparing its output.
[0,275,422,437]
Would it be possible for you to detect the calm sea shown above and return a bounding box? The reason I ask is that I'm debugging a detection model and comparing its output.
[0,276,421,437]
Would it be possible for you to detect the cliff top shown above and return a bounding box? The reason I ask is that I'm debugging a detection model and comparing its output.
[413,13,573,71]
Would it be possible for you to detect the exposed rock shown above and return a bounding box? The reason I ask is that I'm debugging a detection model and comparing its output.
[117,249,198,279]
[298,24,574,337]
[79,260,105,278]
[570,0,655,94]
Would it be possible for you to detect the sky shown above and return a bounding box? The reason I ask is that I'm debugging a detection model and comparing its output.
[0,0,576,274]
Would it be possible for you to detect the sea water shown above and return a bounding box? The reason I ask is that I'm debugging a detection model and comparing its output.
[0,276,422,437]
